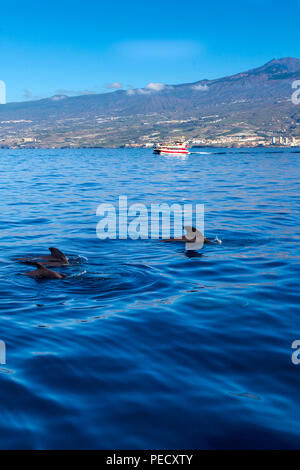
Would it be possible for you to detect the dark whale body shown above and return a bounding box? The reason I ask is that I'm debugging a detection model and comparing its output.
[162,226,211,244]
[22,262,65,279]
[15,247,69,266]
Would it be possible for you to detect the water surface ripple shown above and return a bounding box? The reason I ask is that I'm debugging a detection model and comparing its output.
[0,148,299,449]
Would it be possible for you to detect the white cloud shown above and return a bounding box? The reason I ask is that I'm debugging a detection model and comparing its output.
[125,82,172,96]
[145,82,165,92]
[126,84,165,96]
[126,88,150,96]
[192,84,209,91]
[106,82,122,90]
[51,95,68,101]
[137,88,151,94]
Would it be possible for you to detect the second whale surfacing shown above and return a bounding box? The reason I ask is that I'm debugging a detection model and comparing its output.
[162,226,211,250]
[15,247,69,266]
[22,262,66,280]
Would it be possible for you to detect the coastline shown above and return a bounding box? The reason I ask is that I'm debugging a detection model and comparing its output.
[0,145,299,150]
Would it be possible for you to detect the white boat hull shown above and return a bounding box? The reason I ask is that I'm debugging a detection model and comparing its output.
[158,149,189,155]
[154,140,190,155]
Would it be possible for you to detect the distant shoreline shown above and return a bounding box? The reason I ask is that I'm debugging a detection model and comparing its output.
[0,145,299,150]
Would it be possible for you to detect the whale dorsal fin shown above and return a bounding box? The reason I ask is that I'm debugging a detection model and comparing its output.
[49,247,67,262]
[184,226,204,250]
[184,226,204,239]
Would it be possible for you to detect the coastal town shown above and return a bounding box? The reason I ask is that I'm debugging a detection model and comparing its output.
[2,135,298,149]
[0,116,299,149]
[134,134,300,149]
[1,134,299,149]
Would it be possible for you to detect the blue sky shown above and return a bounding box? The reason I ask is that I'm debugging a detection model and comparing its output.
[1,0,299,102]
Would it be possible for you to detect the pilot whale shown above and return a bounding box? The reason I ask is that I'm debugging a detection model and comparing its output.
[162,226,211,247]
[22,262,65,279]
[15,247,69,266]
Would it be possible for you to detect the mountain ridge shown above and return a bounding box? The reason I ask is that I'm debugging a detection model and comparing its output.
[0,57,299,147]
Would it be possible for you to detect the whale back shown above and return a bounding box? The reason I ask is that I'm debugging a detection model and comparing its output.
[27,261,64,279]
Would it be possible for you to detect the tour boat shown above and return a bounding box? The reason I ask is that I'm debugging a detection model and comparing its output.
[153,139,190,155]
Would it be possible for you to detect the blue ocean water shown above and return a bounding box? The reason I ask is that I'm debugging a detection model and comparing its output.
[0,147,300,449]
